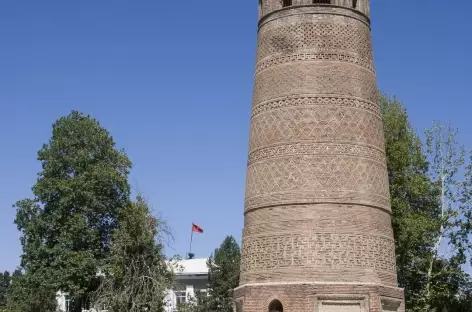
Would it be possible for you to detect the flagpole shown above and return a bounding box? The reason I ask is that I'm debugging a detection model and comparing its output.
[188,224,194,259]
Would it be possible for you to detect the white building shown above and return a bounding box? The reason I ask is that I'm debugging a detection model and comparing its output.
[56,258,209,312]
[165,258,209,312]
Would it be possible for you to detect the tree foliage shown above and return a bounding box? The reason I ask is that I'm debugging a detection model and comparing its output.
[205,236,240,312]
[12,111,132,312]
[6,271,57,312]
[381,95,472,311]
[423,122,472,310]
[381,95,440,309]
[90,196,174,312]
[0,270,23,311]
[182,236,241,312]
[0,271,11,308]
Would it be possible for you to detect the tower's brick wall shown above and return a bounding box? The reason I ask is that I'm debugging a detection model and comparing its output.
[235,284,404,312]
[259,0,371,20]
[238,2,404,311]
[240,205,397,286]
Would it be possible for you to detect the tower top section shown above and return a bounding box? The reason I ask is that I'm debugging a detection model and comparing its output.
[258,0,370,23]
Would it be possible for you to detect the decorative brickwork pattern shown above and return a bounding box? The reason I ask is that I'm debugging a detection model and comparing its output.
[238,1,403,310]
[252,96,380,118]
[256,23,373,64]
[245,155,389,209]
[240,233,396,272]
[248,143,385,165]
[249,105,385,151]
[256,51,375,74]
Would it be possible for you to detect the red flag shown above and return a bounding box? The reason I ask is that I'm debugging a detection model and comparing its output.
[192,223,203,233]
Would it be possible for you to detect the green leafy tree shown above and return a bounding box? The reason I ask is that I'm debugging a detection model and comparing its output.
[90,196,175,312]
[1,269,23,311]
[176,293,209,312]
[423,122,472,310]
[12,111,132,312]
[0,271,11,308]
[427,258,472,311]
[7,271,57,312]
[179,236,240,312]
[381,95,472,311]
[205,236,241,312]
[381,95,441,310]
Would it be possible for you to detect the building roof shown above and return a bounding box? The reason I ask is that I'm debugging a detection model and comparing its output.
[169,258,209,275]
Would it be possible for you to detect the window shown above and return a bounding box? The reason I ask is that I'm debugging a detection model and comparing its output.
[313,0,331,4]
[282,0,292,7]
[175,291,187,306]
[269,299,283,312]
[64,294,71,312]
[353,0,357,8]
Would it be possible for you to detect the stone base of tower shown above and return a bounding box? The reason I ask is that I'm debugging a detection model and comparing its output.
[234,283,404,312]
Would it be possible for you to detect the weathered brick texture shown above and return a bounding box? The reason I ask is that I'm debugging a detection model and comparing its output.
[237,1,404,311]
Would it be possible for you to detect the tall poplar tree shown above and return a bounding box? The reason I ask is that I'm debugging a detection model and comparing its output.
[12,111,132,312]
[381,95,472,311]
[423,122,472,311]
[381,95,440,309]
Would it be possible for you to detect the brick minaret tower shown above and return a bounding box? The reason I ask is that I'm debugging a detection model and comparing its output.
[235,1,405,311]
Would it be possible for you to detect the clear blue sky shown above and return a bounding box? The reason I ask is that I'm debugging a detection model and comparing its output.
[0,1,471,271]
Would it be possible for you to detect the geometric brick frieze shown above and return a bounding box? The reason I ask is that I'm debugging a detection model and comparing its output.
[256,22,373,64]
[251,95,380,119]
[248,142,386,165]
[240,233,397,281]
[249,105,385,152]
[245,155,390,211]
[255,51,374,75]
[252,63,379,105]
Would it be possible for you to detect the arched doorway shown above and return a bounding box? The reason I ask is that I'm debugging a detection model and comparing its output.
[269,299,283,312]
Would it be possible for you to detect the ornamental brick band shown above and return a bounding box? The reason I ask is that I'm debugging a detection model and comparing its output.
[248,142,386,164]
[241,232,396,270]
[256,23,373,63]
[249,104,385,151]
[245,156,390,211]
[238,1,405,311]
[251,96,381,124]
